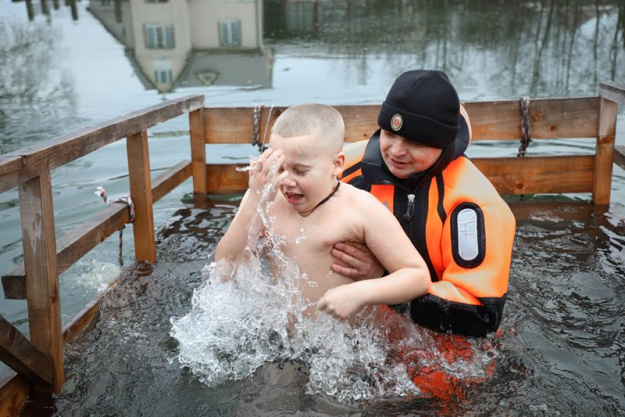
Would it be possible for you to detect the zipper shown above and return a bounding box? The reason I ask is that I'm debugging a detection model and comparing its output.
[403,193,415,221]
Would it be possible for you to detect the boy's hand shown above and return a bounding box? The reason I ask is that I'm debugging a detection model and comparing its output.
[249,148,288,201]
[330,242,385,280]
[317,284,365,321]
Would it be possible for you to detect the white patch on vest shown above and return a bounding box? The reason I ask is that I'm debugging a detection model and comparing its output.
[456,208,479,261]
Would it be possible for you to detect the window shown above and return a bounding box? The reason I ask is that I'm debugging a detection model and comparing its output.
[145,24,175,49]
[153,59,173,85]
[220,19,241,47]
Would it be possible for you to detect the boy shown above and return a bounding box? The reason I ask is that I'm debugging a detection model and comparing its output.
[215,103,430,321]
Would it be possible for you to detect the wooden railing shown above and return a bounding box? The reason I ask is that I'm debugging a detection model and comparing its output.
[197,82,625,204]
[0,95,205,413]
[1,82,625,415]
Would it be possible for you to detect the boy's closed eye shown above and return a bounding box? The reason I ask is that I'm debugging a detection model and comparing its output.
[284,165,310,176]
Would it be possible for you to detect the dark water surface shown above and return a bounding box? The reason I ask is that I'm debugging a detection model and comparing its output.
[1,0,625,415]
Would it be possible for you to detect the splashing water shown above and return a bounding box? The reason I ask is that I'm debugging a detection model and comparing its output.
[170,159,498,404]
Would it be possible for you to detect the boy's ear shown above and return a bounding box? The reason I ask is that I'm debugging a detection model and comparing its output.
[333,152,346,177]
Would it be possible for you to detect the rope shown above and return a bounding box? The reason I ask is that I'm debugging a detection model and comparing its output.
[517,96,532,157]
[95,186,135,264]
[252,103,262,151]
[252,103,273,153]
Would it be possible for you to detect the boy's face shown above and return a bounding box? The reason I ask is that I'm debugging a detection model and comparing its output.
[379,129,443,179]
[270,133,343,213]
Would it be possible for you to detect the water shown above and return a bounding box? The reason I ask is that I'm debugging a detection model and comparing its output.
[1,0,625,415]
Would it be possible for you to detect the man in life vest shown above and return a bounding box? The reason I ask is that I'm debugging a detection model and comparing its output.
[332,69,516,337]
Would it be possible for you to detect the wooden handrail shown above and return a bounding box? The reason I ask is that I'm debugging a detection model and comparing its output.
[202,97,601,145]
[0,95,204,194]
[599,81,625,105]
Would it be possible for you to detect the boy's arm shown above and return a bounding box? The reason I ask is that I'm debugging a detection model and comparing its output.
[317,266,428,320]
[214,190,260,263]
[318,192,431,320]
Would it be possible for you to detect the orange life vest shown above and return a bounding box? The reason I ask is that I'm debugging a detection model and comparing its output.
[341,107,515,337]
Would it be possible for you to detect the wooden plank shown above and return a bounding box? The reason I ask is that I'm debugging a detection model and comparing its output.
[204,107,282,144]
[2,203,130,300]
[615,145,625,171]
[473,155,595,195]
[599,81,625,105]
[593,98,618,205]
[1,275,26,300]
[0,95,204,192]
[0,315,54,386]
[204,106,381,145]
[62,297,100,343]
[0,373,30,417]
[0,155,23,194]
[464,97,600,141]
[152,160,192,203]
[202,99,599,145]
[206,164,249,193]
[206,155,596,195]
[189,108,207,194]
[126,130,156,263]
[335,105,382,142]
[18,172,64,392]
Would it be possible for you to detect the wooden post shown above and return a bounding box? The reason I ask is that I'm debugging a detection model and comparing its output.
[593,97,617,205]
[189,108,207,195]
[127,130,156,263]
[18,171,64,392]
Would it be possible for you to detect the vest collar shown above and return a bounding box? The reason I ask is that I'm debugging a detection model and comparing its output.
[362,127,469,191]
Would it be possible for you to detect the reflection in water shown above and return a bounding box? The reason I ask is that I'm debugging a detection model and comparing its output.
[86,0,625,97]
[0,19,77,153]
[89,0,270,93]
[264,0,625,98]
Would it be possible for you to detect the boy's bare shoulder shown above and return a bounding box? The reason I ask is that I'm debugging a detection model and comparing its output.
[340,183,388,209]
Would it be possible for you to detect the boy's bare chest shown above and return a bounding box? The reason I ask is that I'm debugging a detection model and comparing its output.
[269,205,360,258]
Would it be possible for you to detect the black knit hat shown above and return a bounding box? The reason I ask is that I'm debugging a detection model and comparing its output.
[378,70,460,149]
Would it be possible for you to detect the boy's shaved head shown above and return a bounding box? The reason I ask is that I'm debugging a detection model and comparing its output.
[271,103,345,153]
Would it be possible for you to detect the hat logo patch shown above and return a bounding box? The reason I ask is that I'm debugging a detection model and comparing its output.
[391,114,403,131]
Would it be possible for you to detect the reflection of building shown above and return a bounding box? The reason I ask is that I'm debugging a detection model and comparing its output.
[89,0,271,92]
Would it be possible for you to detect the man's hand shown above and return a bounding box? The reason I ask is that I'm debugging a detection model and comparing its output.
[330,241,385,280]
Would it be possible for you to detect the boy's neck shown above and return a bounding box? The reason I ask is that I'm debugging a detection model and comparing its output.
[299,179,341,217]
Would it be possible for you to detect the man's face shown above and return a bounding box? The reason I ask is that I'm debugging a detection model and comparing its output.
[379,130,443,179]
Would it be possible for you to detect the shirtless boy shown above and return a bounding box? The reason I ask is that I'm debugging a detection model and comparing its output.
[214,103,430,321]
